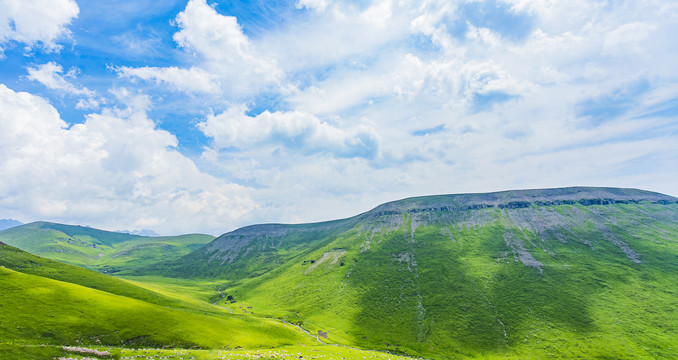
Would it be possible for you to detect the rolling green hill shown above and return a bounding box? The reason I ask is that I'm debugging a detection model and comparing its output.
[138,187,678,359]
[0,242,320,359]
[0,241,212,311]
[0,221,213,273]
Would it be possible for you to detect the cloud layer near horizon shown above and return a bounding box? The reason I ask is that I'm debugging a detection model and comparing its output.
[0,0,677,234]
[0,84,255,234]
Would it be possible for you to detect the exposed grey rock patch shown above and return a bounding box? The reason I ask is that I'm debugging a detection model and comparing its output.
[640,224,678,243]
[581,207,642,263]
[597,224,642,264]
[410,214,424,244]
[358,225,373,253]
[557,206,595,249]
[393,252,416,272]
[463,209,497,230]
[305,250,346,275]
[503,230,544,273]
[504,207,577,255]
[440,227,455,242]
[357,214,405,252]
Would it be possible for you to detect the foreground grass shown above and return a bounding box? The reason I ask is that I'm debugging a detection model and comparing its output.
[0,344,417,360]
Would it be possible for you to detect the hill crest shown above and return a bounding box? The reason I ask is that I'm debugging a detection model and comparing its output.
[217,186,676,238]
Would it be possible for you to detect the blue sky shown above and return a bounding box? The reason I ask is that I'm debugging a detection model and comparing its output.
[1,0,677,235]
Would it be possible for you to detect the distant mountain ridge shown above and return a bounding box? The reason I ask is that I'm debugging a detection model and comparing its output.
[218,186,676,235]
[368,186,676,212]
[116,228,161,237]
[0,218,23,231]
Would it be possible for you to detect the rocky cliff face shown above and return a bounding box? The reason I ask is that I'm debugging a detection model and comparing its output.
[368,186,675,213]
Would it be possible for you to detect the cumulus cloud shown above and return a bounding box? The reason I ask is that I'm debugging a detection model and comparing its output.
[118,0,281,97]
[0,84,255,235]
[27,62,100,109]
[0,0,78,53]
[199,106,379,159]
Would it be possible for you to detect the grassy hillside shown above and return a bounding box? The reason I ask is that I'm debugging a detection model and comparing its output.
[0,243,213,311]
[0,221,213,273]
[0,242,319,359]
[138,187,678,359]
[0,266,314,348]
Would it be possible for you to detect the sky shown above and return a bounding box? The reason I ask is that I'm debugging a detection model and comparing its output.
[1,0,677,235]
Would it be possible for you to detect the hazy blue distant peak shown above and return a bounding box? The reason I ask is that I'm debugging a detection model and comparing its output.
[116,229,161,237]
[0,219,23,231]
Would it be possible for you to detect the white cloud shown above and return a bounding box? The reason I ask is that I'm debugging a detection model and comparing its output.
[0,0,78,53]
[296,0,330,12]
[603,22,657,55]
[27,62,100,109]
[360,0,393,27]
[199,106,379,159]
[118,0,281,97]
[0,84,255,235]
[116,66,220,94]
[259,0,411,73]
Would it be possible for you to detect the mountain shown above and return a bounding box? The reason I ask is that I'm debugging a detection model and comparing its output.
[0,221,213,273]
[0,241,315,359]
[0,218,22,231]
[117,228,161,237]
[139,187,678,359]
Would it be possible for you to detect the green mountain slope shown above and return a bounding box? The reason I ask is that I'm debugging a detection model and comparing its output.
[0,242,207,310]
[140,187,678,359]
[0,221,213,273]
[0,242,315,358]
